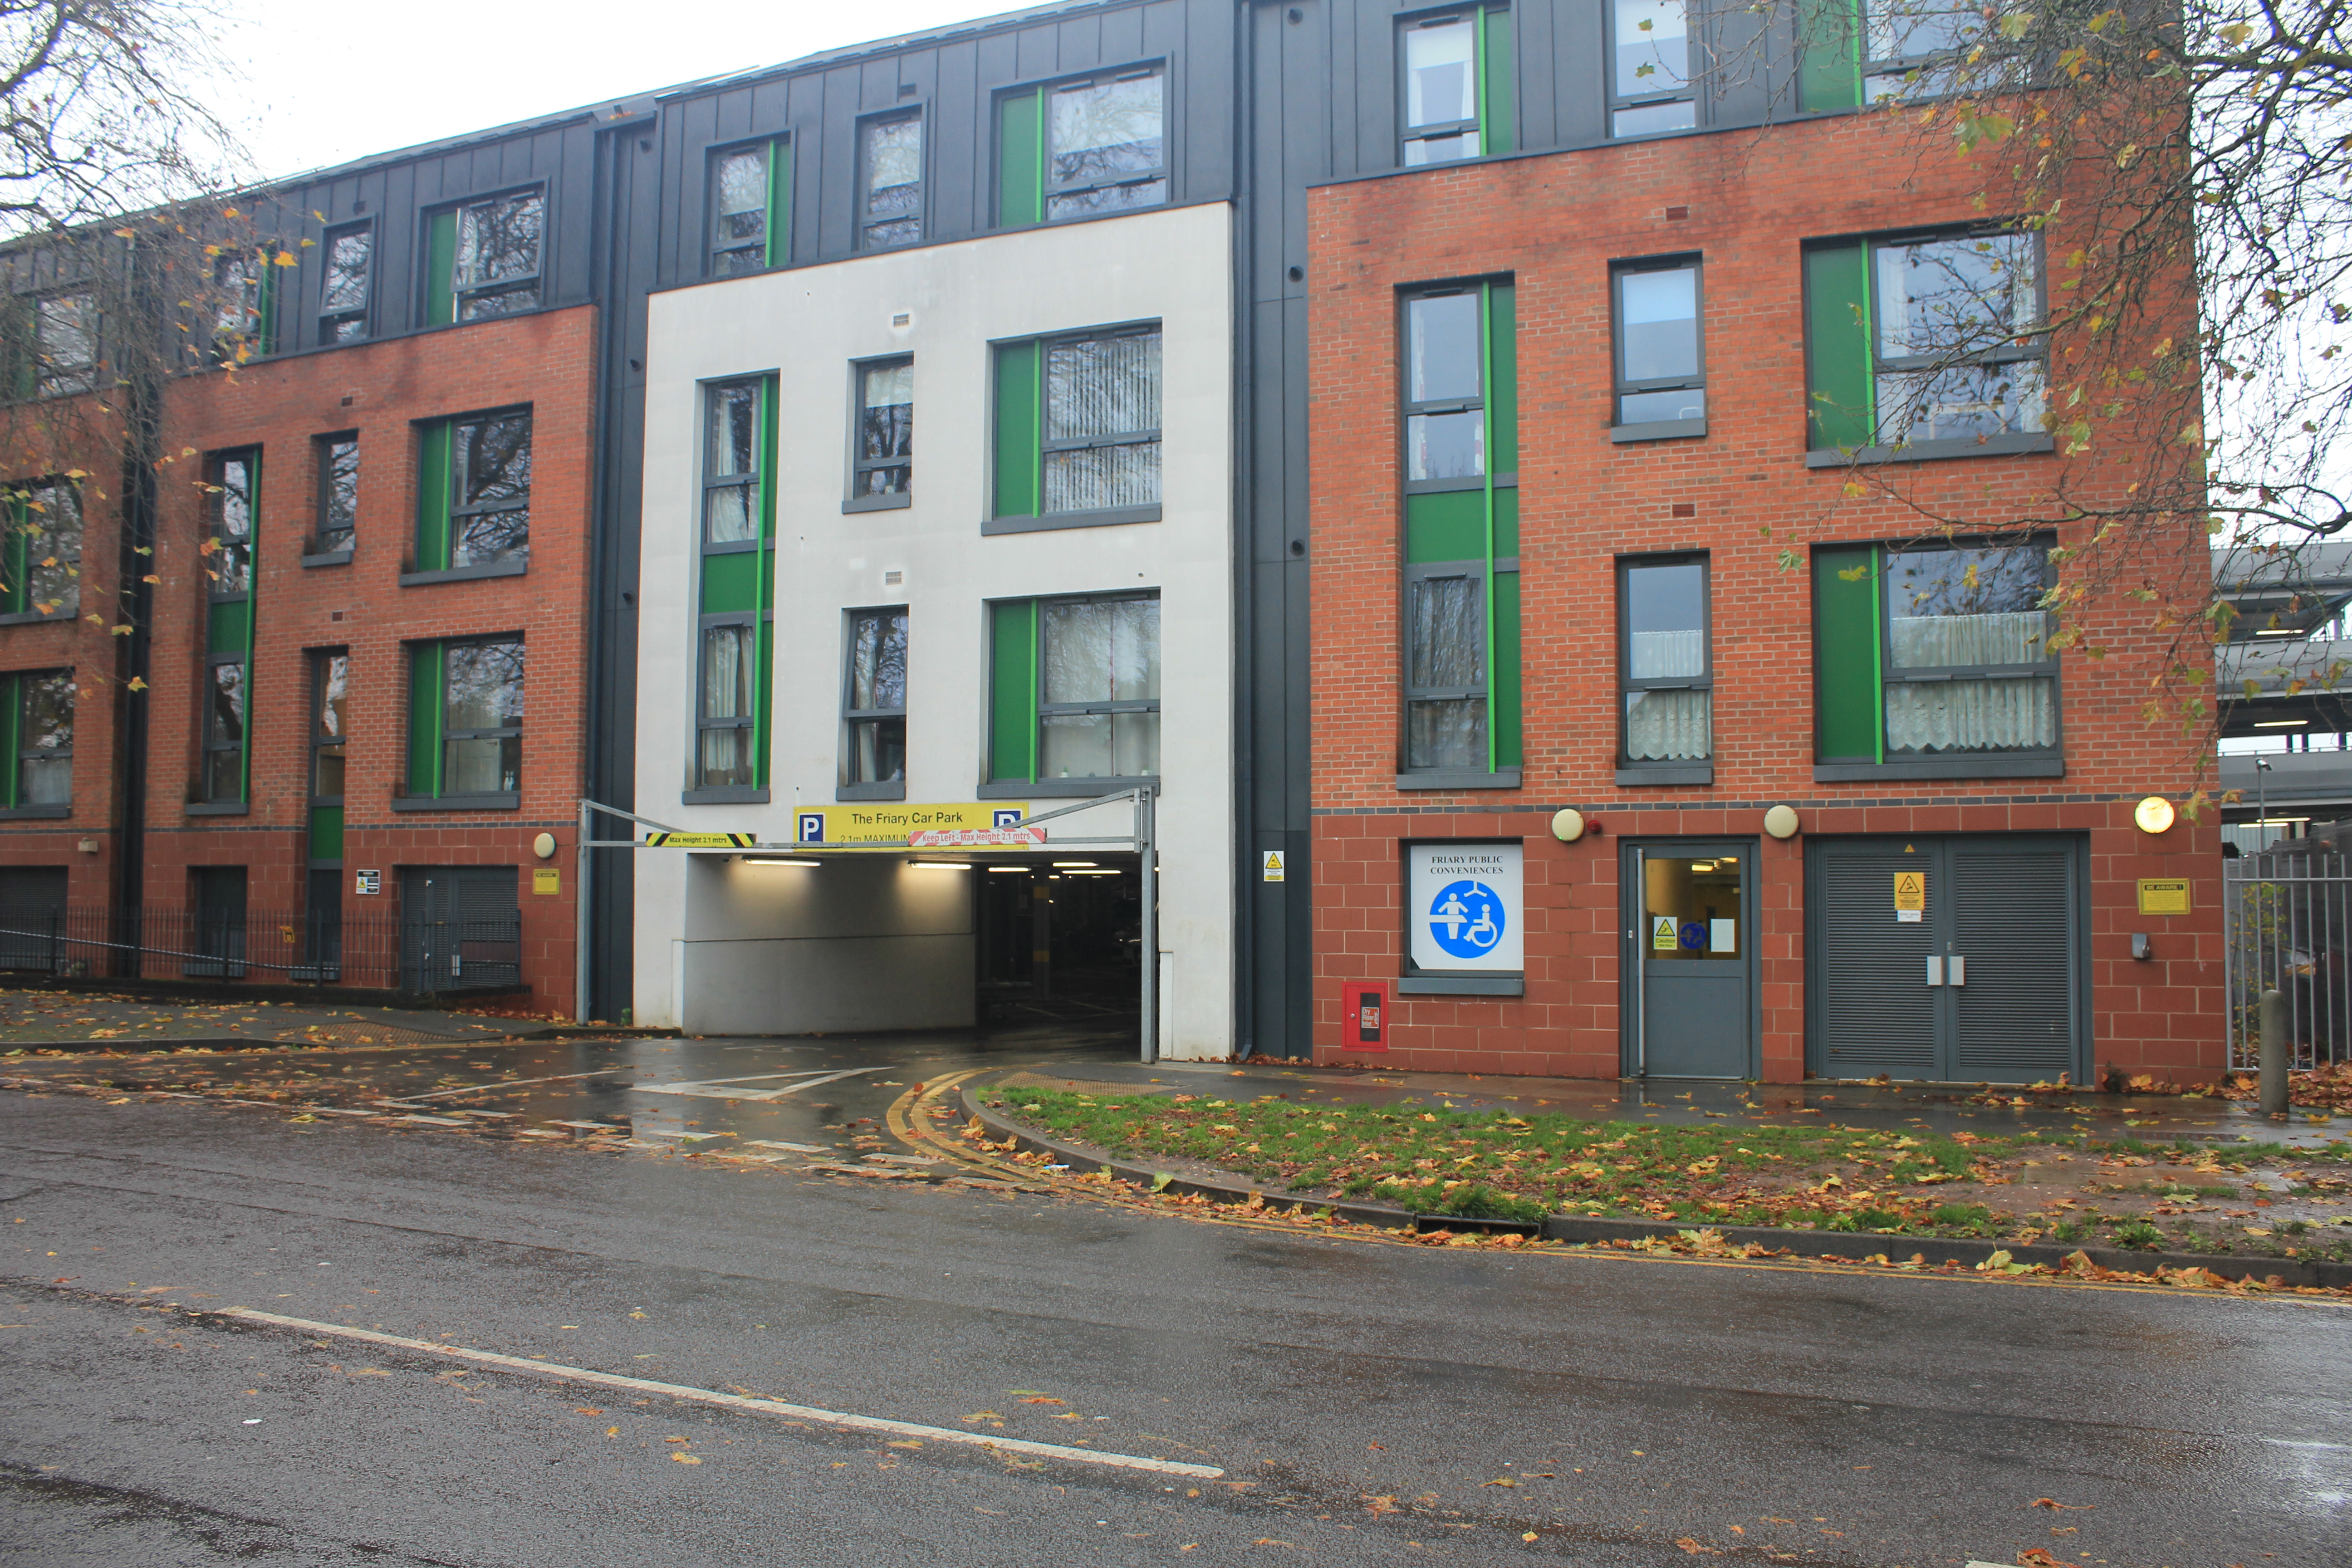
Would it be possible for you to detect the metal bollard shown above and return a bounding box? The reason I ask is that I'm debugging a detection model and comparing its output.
[2259,988,2289,1116]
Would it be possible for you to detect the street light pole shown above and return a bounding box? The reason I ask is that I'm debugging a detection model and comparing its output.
[2256,756,2273,851]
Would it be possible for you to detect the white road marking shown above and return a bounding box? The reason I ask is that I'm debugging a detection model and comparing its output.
[407,1068,633,1102]
[633,1066,887,1102]
[223,1310,1222,1479]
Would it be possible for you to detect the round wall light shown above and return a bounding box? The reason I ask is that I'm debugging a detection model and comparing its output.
[1551,808,1587,843]
[2133,795,2176,835]
[533,832,558,859]
[1763,805,1801,841]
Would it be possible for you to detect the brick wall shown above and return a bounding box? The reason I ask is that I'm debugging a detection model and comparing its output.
[1306,114,2222,1083]
[142,306,599,1016]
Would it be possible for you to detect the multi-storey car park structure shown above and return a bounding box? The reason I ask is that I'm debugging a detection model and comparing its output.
[0,0,2222,1082]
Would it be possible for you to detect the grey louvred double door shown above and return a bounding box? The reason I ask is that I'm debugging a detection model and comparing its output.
[1809,836,2083,1083]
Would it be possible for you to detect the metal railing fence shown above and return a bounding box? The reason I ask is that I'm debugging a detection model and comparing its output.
[0,904,521,996]
[2223,852,2352,1069]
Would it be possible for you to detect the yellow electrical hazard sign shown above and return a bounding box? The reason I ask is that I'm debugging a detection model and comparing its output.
[642,831,758,848]
[1262,850,1285,882]
[1893,870,1925,922]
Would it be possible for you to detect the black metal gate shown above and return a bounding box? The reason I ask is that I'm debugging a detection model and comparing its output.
[399,867,522,995]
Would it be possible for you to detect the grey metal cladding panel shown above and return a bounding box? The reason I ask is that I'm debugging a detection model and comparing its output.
[1704,1,1782,127]
[814,70,863,259]
[1285,555,1312,825]
[1513,0,1557,151]
[1347,0,1394,180]
[1815,849,1938,1069]
[1250,560,1295,824]
[1168,1,1234,203]
[554,134,600,305]
[1547,3,1607,151]
[1950,847,2077,1079]
[1249,299,1292,562]
[932,39,982,240]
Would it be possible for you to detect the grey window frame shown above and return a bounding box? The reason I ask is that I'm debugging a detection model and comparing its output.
[846,354,912,513]
[33,291,96,397]
[701,379,763,552]
[694,611,762,793]
[839,604,908,801]
[1610,255,1707,441]
[319,221,373,342]
[2,477,83,621]
[1606,0,1700,138]
[1402,559,1491,774]
[453,188,544,319]
[310,649,347,811]
[1397,10,1486,167]
[439,635,524,799]
[1867,226,2047,445]
[1041,324,1160,518]
[1400,285,1490,495]
[201,650,245,804]
[449,409,532,569]
[311,432,357,561]
[208,448,258,604]
[708,138,779,277]
[1044,62,1170,220]
[1861,0,1981,102]
[1617,552,1714,784]
[12,667,71,814]
[857,108,925,253]
[1036,589,1161,784]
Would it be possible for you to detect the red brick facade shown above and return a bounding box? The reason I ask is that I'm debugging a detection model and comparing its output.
[1307,115,2220,1083]
[115,305,598,1015]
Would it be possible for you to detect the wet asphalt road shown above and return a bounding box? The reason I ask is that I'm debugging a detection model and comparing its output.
[2,1047,2348,1567]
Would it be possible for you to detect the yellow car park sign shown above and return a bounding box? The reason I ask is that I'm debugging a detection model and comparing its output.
[641,831,758,848]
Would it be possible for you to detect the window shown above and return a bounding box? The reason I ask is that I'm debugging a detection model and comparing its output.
[311,651,348,804]
[1813,537,2059,778]
[414,410,530,575]
[0,480,81,617]
[1399,7,1514,167]
[1619,557,1712,781]
[691,377,775,801]
[314,435,358,556]
[200,450,258,806]
[998,65,1166,227]
[987,593,1159,789]
[1805,230,2045,458]
[425,190,543,325]
[850,358,912,508]
[211,245,279,362]
[408,637,524,800]
[1399,283,1519,784]
[1612,259,1705,437]
[0,670,73,813]
[858,113,923,250]
[1609,0,1696,135]
[991,326,1161,531]
[320,224,372,341]
[843,607,907,796]
[1800,0,1984,111]
[710,139,790,275]
[31,293,94,397]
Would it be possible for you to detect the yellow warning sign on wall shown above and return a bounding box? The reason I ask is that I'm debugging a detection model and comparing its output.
[2137,879,2191,915]
[1652,916,1677,951]
[1894,870,1926,922]
[532,867,561,896]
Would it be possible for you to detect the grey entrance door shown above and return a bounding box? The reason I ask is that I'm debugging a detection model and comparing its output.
[1622,841,1755,1078]
[399,867,521,995]
[1808,836,2082,1083]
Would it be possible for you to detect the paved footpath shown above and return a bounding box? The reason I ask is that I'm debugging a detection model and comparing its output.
[0,985,559,1052]
[2,1044,2347,1566]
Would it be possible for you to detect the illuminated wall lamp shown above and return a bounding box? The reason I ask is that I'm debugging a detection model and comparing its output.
[2252,718,2309,727]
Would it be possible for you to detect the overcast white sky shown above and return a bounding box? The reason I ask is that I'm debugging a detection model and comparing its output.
[220,0,1008,181]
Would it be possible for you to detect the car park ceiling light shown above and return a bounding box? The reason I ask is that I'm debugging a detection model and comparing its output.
[986,865,1029,872]
[2254,718,2309,726]
[1052,861,1098,867]
[910,861,971,870]
[741,856,819,867]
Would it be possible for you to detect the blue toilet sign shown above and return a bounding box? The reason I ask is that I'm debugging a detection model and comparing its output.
[1406,843,1524,974]
[1428,880,1507,959]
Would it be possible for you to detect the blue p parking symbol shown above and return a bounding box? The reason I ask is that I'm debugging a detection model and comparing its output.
[796,813,825,844]
[992,808,1025,829]
[1426,879,1505,960]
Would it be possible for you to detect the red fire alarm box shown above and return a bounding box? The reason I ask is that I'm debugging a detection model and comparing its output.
[1342,981,1388,1051]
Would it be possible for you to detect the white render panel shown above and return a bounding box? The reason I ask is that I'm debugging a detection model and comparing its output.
[632,202,1235,1056]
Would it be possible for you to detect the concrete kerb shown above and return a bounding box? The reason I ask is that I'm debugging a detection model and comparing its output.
[961,1081,2352,1286]
[0,1024,684,1057]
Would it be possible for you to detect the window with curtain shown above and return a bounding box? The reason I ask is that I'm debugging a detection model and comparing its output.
[1045,331,1160,514]
[705,382,760,544]
[1882,542,2055,754]
[1039,595,1160,779]
[850,358,912,505]
[1406,568,1487,771]
[843,607,907,790]
[1620,556,1711,769]
[698,620,757,789]
[860,113,923,250]
[1610,0,1695,135]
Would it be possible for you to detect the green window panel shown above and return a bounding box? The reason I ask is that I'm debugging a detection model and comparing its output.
[767,144,793,268]
[206,599,250,653]
[1491,568,1522,768]
[1803,242,1875,451]
[1813,546,1883,762]
[1478,5,1517,156]
[1406,490,1489,565]
[0,673,18,809]
[988,599,1038,783]
[424,210,458,327]
[1798,0,1863,113]
[998,88,1046,229]
[414,420,452,570]
[1491,485,1519,559]
[699,550,764,615]
[309,805,344,862]
[407,640,444,798]
[992,340,1044,519]
[1486,282,1518,472]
